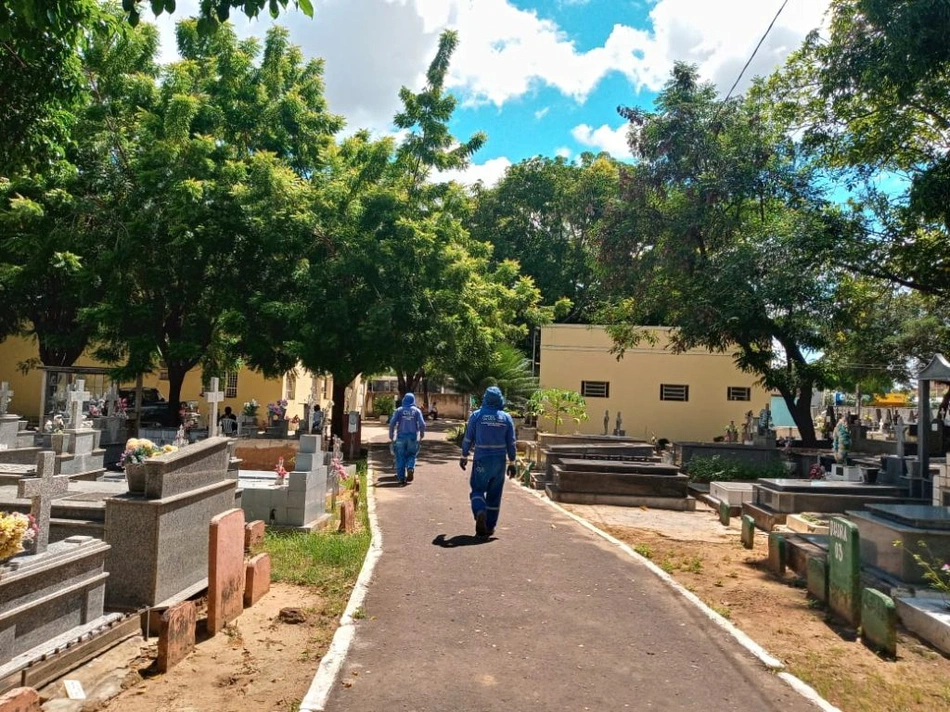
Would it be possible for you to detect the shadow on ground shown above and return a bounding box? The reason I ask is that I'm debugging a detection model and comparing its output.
[432,534,496,548]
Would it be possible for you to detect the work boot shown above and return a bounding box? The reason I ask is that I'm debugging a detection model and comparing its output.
[475,510,488,537]
[407,467,414,483]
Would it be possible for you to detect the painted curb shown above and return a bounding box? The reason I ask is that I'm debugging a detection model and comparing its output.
[300,468,383,712]
[519,485,841,712]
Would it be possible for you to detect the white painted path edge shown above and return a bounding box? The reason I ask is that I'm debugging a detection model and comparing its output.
[300,469,382,712]
[524,487,842,712]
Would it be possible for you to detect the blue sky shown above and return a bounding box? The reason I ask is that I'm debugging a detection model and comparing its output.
[152,0,831,184]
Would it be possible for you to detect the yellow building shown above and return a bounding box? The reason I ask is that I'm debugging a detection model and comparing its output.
[0,334,363,428]
[539,325,772,442]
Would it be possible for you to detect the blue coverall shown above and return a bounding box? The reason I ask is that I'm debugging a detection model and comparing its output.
[388,393,426,483]
[461,386,516,533]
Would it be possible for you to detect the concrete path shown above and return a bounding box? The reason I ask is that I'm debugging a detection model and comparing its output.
[326,426,818,711]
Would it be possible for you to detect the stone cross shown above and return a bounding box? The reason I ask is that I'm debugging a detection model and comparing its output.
[67,379,91,429]
[104,384,120,417]
[0,381,13,415]
[205,377,225,436]
[18,451,70,555]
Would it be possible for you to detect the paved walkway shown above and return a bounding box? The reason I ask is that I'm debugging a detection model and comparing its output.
[326,426,818,711]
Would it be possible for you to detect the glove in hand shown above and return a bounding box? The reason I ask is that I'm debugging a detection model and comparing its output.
[459,457,468,470]
[506,463,517,478]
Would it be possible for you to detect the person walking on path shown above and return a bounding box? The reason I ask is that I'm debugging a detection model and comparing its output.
[389,392,426,485]
[459,386,517,537]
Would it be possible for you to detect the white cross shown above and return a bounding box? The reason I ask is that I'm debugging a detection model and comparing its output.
[18,451,71,555]
[205,377,225,436]
[104,384,120,417]
[67,379,91,429]
[0,381,12,415]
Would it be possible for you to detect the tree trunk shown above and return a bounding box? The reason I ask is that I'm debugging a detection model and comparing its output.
[781,386,817,446]
[396,369,424,399]
[165,364,189,427]
[330,376,349,439]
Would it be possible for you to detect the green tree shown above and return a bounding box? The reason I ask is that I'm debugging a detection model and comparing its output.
[467,154,618,323]
[90,21,340,423]
[527,388,588,434]
[774,0,950,297]
[598,64,869,445]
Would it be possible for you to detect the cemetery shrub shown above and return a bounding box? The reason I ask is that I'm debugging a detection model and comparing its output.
[374,395,396,418]
[685,456,787,483]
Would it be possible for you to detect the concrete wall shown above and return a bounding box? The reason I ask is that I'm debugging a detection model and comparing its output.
[539,325,772,443]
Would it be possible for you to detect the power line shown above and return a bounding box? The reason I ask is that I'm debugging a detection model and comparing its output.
[721,0,790,105]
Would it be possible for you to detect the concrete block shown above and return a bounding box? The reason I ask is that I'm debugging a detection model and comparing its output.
[157,600,197,672]
[208,508,246,635]
[767,532,786,574]
[807,555,828,603]
[861,588,897,657]
[896,597,950,656]
[718,499,730,526]
[244,553,271,607]
[740,515,755,549]
[244,520,265,552]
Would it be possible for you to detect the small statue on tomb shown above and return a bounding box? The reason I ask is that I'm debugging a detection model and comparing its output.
[614,411,623,435]
[725,420,738,443]
[603,410,610,436]
[757,405,771,436]
[832,415,851,464]
[741,411,754,443]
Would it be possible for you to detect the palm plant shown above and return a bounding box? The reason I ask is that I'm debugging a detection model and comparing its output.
[449,343,538,414]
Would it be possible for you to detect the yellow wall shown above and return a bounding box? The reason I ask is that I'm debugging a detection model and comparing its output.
[0,334,339,425]
[539,325,772,442]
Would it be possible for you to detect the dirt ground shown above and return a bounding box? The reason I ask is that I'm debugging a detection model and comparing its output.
[68,583,333,712]
[568,504,950,712]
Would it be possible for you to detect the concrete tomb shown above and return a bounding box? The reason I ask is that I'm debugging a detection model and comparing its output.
[546,457,695,511]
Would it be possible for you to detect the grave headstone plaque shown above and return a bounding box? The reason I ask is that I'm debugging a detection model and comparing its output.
[767,532,786,574]
[828,516,861,625]
[207,508,246,635]
[718,499,730,526]
[67,380,91,429]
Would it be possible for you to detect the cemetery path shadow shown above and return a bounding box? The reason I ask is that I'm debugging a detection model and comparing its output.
[325,440,820,712]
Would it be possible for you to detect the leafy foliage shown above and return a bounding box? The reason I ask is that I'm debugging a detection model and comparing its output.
[685,456,788,483]
[527,388,588,434]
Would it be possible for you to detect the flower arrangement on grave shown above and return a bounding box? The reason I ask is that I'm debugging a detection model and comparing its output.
[267,400,288,421]
[116,397,128,418]
[275,457,288,484]
[173,425,188,448]
[808,463,825,480]
[44,414,66,433]
[331,455,349,483]
[0,511,37,561]
[832,416,851,463]
[87,399,103,418]
[121,438,177,466]
[242,399,259,418]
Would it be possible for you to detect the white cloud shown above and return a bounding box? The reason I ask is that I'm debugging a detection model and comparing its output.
[148,0,831,137]
[571,123,629,157]
[437,156,512,186]
[555,146,572,159]
[534,107,550,120]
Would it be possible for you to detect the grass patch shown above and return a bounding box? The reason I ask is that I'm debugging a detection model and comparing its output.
[263,460,371,617]
[684,456,787,483]
[710,604,732,619]
[633,544,654,559]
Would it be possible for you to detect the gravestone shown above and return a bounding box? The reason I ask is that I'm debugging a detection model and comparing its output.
[103,437,238,610]
[807,555,828,602]
[0,455,111,667]
[205,378,225,437]
[17,452,70,554]
[0,381,13,415]
[848,503,950,584]
[207,508,245,635]
[740,515,755,549]
[238,435,329,529]
[244,553,271,607]
[157,600,196,673]
[66,380,91,430]
[828,516,861,625]
[861,588,897,656]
